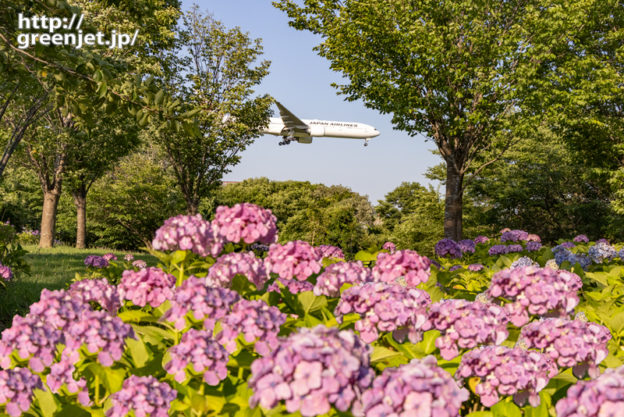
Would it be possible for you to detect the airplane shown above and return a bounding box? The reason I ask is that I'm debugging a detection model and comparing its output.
[263,101,380,146]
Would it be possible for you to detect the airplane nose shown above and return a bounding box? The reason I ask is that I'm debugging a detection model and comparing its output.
[372,129,380,137]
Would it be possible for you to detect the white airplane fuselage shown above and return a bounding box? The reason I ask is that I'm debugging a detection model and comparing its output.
[263,118,380,141]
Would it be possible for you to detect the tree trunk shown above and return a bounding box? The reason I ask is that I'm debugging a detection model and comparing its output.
[444,162,464,240]
[40,190,61,248]
[186,199,199,215]
[73,188,87,249]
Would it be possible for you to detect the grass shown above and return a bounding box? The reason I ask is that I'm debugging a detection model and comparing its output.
[0,245,157,330]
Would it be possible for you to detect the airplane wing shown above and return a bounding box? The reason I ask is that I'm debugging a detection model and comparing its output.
[275,101,309,133]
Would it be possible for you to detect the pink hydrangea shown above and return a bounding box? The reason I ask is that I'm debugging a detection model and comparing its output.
[555,365,624,417]
[0,367,43,417]
[423,299,509,360]
[372,249,431,287]
[46,358,91,406]
[313,261,372,297]
[0,263,13,280]
[212,203,278,245]
[315,245,345,259]
[264,241,322,281]
[152,214,223,257]
[69,278,121,313]
[206,251,268,289]
[84,255,108,268]
[335,282,431,344]
[456,346,557,407]
[106,375,176,417]
[573,234,589,243]
[382,242,396,253]
[118,267,175,308]
[474,235,490,244]
[268,278,315,294]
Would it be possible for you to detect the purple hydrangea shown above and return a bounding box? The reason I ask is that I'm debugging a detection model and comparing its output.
[553,246,592,269]
[467,263,484,271]
[0,263,13,281]
[106,375,177,417]
[164,329,229,384]
[558,241,576,249]
[382,241,396,253]
[0,367,43,417]
[217,299,287,355]
[597,238,610,244]
[588,242,618,264]
[372,249,431,287]
[573,234,589,243]
[102,253,117,261]
[519,318,611,378]
[422,299,509,360]
[161,276,239,331]
[206,251,268,290]
[526,241,542,252]
[0,315,63,371]
[434,238,462,258]
[449,265,462,272]
[28,289,89,332]
[507,244,524,253]
[555,365,624,417]
[212,203,278,245]
[510,256,539,269]
[620,248,624,260]
[84,255,109,268]
[264,241,322,281]
[47,358,91,406]
[501,229,529,242]
[456,346,557,407]
[152,214,223,257]
[486,266,582,326]
[315,245,345,259]
[488,245,508,256]
[68,278,121,314]
[313,261,372,297]
[358,356,468,417]
[474,235,490,244]
[458,239,476,254]
[335,282,430,344]
[118,267,175,308]
[248,326,374,416]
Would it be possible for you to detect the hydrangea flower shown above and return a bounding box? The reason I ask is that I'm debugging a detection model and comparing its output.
[102,253,117,261]
[467,263,484,271]
[573,234,589,243]
[555,365,624,417]
[0,263,13,281]
[47,359,91,406]
[118,267,175,308]
[264,241,322,281]
[507,244,524,253]
[501,229,529,242]
[335,282,430,344]
[268,278,315,294]
[527,234,541,242]
[106,375,177,417]
[161,276,239,331]
[28,289,89,332]
[212,203,278,245]
[132,260,147,269]
[206,251,268,290]
[0,315,63,371]
[124,254,134,261]
[0,367,43,417]
[69,278,121,313]
[449,265,462,272]
[423,299,509,360]
[382,241,396,253]
[313,261,372,297]
[553,246,592,269]
[588,242,617,264]
[164,329,229,384]
[84,255,109,268]
[596,238,610,244]
[152,214,223,257]
[315,245,345,259]
[458,239,476,254]
[372,249,431,287]
[456,346,557,407]
[519,318,611,378]
[488,245,508,256]
[486,266,582,326]
[474,235,490,244]
[217,299,287,355]
[526,241,542,252]
[358,356,468,417]
[434,238,462,258]
[556,241,576,250]
[620,248,624,260]
[510,256,539,269]
[248,326,374,417]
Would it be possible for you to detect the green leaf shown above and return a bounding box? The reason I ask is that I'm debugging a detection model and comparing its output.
[465,413,493,417]
[297,291,327,315]
[491,400,522,417]
[126,337,150,368]
[170,250,188,265]
[33,389,58,417]
[370,345,404,364]
[608,311,624,335]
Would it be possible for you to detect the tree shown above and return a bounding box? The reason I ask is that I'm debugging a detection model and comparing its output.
[273,0,610,239]
[154,7,273,214]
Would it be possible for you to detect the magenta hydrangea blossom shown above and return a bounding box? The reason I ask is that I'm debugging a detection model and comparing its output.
[0,263,13,281]
[164,329,229,385]
[315,245,345,259]
[501,229,529,242]
[248,326,374,417]
[335,282,431,344]
[382,241,396,253]
[118,267,175,308]
[206,251,269,290]
[423,299,509,360]
[573,234,589,243]
[313,261,372,297]
[212,203,278,245]
[217,299,287,355]
[456,346,557,407]
[555,365,624,417]
[69,278,121,313]
[475,235,490,244]
[102,253,117,261]
[372,249,431,287]
[152,214,223,257]
[519,318,611,378]
[106,375,177,417]
[161,276,239,331]
[434,238,462,258]
[358,356,468,417]
[527,234,541,242]
[467,263,485,271]
[264,241,322,281]
[0,367,43,417]
[47,359,91,406]
[84,255,109,268]
[28,289,89,331]
[486,266,582,326]
[458,239,476,254]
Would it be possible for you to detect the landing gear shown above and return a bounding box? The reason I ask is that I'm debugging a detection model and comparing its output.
[364,138,370,147]
[279,136,295,146]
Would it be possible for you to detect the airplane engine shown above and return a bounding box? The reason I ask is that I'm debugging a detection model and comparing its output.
[308,125,325,137]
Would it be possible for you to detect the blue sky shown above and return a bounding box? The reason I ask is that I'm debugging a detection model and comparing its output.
[184,0,441,203]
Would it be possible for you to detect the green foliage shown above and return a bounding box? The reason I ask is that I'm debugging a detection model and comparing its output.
[0,165,42,230]
[0,222,29,279]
